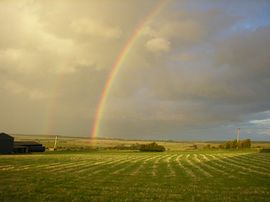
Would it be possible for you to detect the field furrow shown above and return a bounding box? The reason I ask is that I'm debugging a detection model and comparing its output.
[152,154,172,176]
[252,155,270,163]
[239,155,270,166]
[185,154,213,177]
[131,154,162,176]
[112,155,151,175]
[197,154,234,177]
[1,151,270,202]
[221,156,270,177]
[165,154,177,176]
[230,155,270,172]
[175,155,196,178]
[86,156,144,176]
[45,160,91,172]
[212,155,270,177]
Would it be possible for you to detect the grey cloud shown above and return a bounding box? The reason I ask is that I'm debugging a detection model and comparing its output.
[102,25,270,138]
[1,0,270,140]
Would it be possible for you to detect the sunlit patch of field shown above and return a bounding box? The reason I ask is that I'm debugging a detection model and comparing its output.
[0,151,270,201]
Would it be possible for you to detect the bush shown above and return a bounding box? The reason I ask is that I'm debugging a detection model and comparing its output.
[192,144,198,150]
[222,139,251,149]
[203,144,211,150]
[139,142,165,152]
[259,148,270,153]
[218,144,224,149]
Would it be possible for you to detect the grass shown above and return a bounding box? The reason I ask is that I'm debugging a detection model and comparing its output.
[0,150,270,201]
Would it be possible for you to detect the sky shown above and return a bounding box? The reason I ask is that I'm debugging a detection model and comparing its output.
[1,0,270,140]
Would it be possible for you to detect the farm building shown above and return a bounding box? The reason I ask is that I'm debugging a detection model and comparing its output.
[0,133,45,154]
[0,133,14,154]
[14,141,45,153]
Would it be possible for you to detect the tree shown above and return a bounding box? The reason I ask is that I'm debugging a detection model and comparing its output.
[139,142,165,152]
[222,139,251,149]
[241,139,251,148]
[203,144,211,150]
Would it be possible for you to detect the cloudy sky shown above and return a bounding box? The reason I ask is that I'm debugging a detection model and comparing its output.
[1,0,270,140]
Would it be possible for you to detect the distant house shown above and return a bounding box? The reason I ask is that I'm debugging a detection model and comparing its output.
[0,133,14,154]
[0,133,45,154]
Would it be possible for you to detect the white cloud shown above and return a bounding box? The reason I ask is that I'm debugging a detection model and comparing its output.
[4,80,47,100]
[249,119,270,126]
[4,80,25,95]
[145,37,171,52]
[29,90,47,100]
[142,26,157,37]
[70,18,122,39]
[0,49,21,61]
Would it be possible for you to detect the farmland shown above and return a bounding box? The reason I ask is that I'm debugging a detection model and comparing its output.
[1,150,270,201]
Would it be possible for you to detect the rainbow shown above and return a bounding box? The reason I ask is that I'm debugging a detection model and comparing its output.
[91,0,169,139]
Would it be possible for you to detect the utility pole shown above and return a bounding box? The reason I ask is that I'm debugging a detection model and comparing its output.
[54,135,58,150]
[237,128,240,142]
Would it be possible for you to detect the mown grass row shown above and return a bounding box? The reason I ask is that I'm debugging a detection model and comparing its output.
[0,151,270,201]
[1,152,269,178]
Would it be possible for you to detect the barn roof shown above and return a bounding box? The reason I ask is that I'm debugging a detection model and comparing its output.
[0,133,14,140]
[14,141,42,146]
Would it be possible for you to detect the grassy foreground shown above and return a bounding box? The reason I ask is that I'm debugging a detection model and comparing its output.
[0,150,270,201]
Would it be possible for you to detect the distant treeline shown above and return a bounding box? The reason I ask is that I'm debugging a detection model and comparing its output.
[111,142,165,152]
[204,139,251,150]
[139,142,166,152]
[259,148,270,153]
[49,146,97,151]
[223,139,251,149]
[111,143,141,150]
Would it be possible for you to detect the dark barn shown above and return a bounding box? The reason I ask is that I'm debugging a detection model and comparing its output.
[0,133,45,154]
[0,133,14,154]
[14,141,45,152]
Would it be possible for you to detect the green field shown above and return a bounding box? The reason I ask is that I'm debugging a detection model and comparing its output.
[1,150,270,201]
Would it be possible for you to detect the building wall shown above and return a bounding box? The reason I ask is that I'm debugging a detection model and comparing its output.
[28,146,45,152]
[0,134,14,154]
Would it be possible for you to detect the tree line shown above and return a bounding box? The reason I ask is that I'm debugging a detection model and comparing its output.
[111,142,166,152]
[203,139,251,150]
[223,139,251,149]
[139,142,166,152]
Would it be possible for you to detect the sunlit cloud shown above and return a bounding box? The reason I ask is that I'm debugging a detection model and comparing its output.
[70,18,122,39]
[145,37,171,52]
